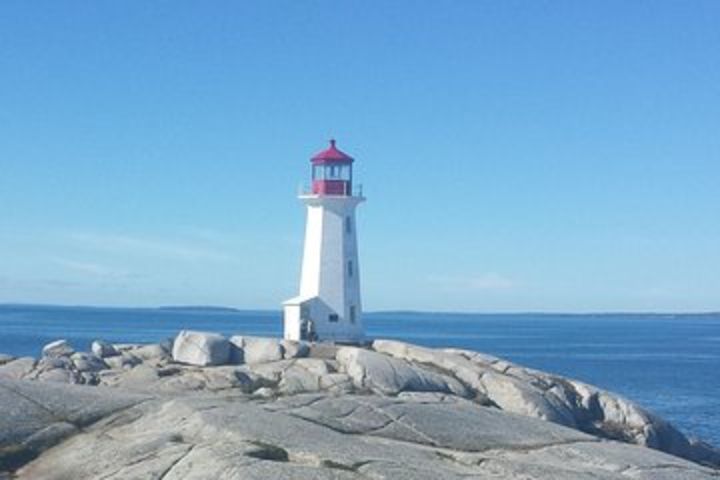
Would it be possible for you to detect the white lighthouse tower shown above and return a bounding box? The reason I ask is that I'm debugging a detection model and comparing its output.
[283,140,365,343]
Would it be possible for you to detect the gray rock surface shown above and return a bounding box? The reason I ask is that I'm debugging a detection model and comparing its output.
[90,340,118,358]
[172,330,230,366]
[1,335,718,478]
[281,339,310,359]
[70,352,107,372]
[0,378,148,471]
[0,357,36,380]
[40,340,74,358]
[337,346,469,397]
[230,336,284,364]
[11,390,719,480]
[372,339,720,466]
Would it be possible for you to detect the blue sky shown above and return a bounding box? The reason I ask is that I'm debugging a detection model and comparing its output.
[1,1,718,311]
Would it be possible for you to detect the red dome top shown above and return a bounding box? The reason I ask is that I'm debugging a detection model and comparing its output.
[311,139,354,164]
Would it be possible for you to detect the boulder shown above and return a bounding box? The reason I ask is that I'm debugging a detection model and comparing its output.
[0,357,36,380]
[90,340,118,358]
[171,330,230,367]
[41,340,74,358]
[70,353,108,373]
[479,371,577,427]
[35,356,72,372]
[277,359,330,395]
[281,340,310,359]
[103,353,142,370]
[132,344,170,362]
[230,336,283,364]
[318,373,354,393]
[307,342,338,359]
[336,347,469,397]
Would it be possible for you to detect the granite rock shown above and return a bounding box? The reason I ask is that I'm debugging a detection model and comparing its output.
[281,339,310,359]
[172,330,230,366]
[1,335,718,478]
[0,357,36,380]
[90,340,118,358]
[230,336,284,364]
[10,389,719,480]
[70,352,107,373]
[336,346,469,397]
[40,340,74,359]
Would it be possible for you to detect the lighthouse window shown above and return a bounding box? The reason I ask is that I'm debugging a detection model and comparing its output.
[328,313,339,323]
[350,306,356,324]
[345,216,352,233]
[347,260,353,277]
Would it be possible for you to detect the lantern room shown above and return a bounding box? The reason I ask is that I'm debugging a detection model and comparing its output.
[311,139,354,196]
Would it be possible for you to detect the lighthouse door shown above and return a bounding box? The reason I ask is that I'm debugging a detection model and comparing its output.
[299,304,311,341]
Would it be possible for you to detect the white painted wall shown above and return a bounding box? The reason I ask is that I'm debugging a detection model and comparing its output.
[284,194,365,343]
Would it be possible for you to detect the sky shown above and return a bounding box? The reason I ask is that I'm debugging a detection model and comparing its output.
[0,1,719,312]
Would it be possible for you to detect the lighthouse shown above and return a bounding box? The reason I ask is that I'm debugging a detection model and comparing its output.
[283,140,365,344]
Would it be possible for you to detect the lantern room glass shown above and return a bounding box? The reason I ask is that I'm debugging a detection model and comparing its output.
[313,164,352,182]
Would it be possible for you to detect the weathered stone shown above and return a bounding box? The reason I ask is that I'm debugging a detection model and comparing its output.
[230,336,284,364]
[318,373,354,393]
[277,359,330,395]
[281,339,310,359]
[103,352,142,370]
[372,339,720,467]
[0,357,36,380]
[0,354,15,365]
[79,372,99,386]
[307,342,338,359]
[132,343,170,362]
[70,352,107,372]
[35,356,72,372]
[479,370,577,427]
[23,390,715,480]
[201,367,255,391]
[112,343,143,352]
[36,367,79,384]
[90,340,118,358]
[0,378,147,471]
[253,386,275,398]
[41,340,74,358]
[3,336,719,476]
[172,330,230,366]
[336,346,469,397]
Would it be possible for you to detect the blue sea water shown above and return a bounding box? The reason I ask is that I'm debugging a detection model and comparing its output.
[0,305,718,447]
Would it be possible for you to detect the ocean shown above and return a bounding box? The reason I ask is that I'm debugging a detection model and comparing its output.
[0,305,718,447]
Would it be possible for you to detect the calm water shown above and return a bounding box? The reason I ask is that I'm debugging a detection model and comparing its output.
[0,305,718,446]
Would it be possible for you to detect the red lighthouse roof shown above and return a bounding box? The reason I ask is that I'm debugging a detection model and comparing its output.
[311,139,354,164]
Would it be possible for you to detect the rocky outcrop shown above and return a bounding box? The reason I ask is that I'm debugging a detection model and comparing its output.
[171,330,230,366]
[336,346,470,397]
[40,340,74,359]
[0,378,148,471]
[1,333,718,479]
[90,340,118,358]
[372,339,720,467]
[230,335,284,364]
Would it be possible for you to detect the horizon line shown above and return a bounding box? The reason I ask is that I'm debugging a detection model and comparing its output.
[1,302,718,317]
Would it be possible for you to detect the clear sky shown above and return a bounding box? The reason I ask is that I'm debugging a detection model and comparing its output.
[1,1,718,312]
